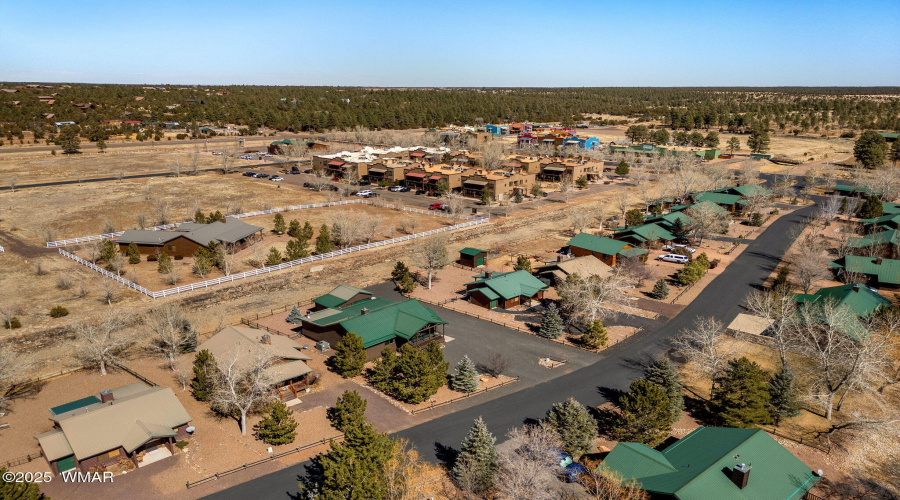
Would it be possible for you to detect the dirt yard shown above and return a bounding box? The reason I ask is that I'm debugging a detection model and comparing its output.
[64,203,455,292]
[2,352,340,497]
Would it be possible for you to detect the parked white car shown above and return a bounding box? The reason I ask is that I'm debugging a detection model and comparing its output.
[658,254,690,264]
[663,244,696,254]
[269,176,284,182]
[356,190,375,197]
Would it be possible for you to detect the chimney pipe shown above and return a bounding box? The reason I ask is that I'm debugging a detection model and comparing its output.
[853,284,861,293]
[361,308,369,315]
[219,218,227,223]
[876,257,883,265]
[730,463,751,489]
[100,390,114,403]
[484,271,492,279]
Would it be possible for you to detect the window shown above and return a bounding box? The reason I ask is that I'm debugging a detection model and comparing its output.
[168,245,175,251]
[97,449,120,461]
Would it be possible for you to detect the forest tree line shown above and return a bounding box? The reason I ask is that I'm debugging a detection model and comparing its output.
[1,85,899,141]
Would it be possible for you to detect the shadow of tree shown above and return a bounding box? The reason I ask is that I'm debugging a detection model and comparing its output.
[434,442,458,471]
[684,394,717,426]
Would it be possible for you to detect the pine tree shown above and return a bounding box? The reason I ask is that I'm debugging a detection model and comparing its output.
[285,238,309,261]
[191,349,217,401]
[625,209,644,228]
[301,221,315,241]
[332,332,366,378]
[273,213,287,234]
[192,247,213,276]
[711,357,772,428]
[670,218,688,240]
[839,196,849,215]
[287,305,304,324]
[327,390,368,433]
[543,397,597,457]
[100,238,117,262]
[314,418,394,500]
[127,242,141,264]
[266,247,283,266]
[0,467,43,500]
[513,255,532,272]
[652,278,670,299]
[391,343,448,404]
[610,379,673,446]
[391,260,410,281]
[450,355,480,393]
[582,319,608,348]
[768,367,802,425]
[644,357,684,425]
[157,252,173,274]
[453,417,499,494]
[316,224,333,254]
[287,219,301,238]
[255,401,298,445]
[856,195,884,219]
[616,160,629,175]
[398,273,417,294]
[368,347,398,392]
[539,303,565,339]
[194,209,206,223]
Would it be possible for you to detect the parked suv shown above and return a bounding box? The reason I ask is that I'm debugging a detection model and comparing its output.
[658,253,689,264]
[663,244,696,254]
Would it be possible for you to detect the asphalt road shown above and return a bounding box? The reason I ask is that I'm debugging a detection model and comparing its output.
[202,202,818,500]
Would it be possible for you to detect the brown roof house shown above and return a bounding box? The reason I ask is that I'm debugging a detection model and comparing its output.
[198,326,313,401]
[116,217,263,258]
[36,383,191,475]
[534,255,611,285]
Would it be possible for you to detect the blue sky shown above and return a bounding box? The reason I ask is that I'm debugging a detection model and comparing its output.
[1,0,898,86]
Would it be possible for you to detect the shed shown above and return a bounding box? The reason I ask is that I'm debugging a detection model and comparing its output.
[459,247,488,268]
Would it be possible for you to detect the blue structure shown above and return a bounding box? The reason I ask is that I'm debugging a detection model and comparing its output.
[563,136,600,150]
[485,124,510,136]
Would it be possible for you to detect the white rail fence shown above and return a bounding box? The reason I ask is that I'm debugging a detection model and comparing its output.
[58,217,489,299]
[46,198,478,248]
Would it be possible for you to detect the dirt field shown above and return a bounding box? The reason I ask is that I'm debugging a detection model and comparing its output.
[64,203,454,291]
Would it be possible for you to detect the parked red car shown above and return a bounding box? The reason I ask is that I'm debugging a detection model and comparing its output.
[429,202,447,211]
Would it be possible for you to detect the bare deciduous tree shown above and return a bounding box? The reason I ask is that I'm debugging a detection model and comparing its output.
[0,343,32,411]
[792,300,893,420]
[816,194,843,226]
[8,176,18,192]
[134,212,148,229]
[614,188,632,222]
[447,195,466,224]
[670,316,738,383]
[417,234,450,289]
[171,159,182,177]
[557,267,638,325]
[737,160,760,185]
[745,289,797,368]
[685,201,729,246]
[789,230,831,293]
[359,213,383,244]
[568,207,592,235]
[496,423,563,500]
[98,278,120,305]
[188,147,201,175]
[558,175,574,204]
[73,314,136,376]
[155,198,172,225]
[146,302,196,370]
[398,213,420,235]
[211,346,275,435]
[583,464,649,500]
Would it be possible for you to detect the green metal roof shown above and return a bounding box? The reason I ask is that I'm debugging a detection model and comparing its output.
[50,395,101,416]
[603,427,820,500]
[716,184,772,198]
[794,283,890,319]
[834,184,876,195]
[339,299,447,348]
[304,297,395,326]
[832,255,900,285]
[693,191,742,206]
[847,229,900,249]
[312,285,372,309]
[469,287,500,301]
[618,247,649,258]
[567,232,629,255]
[882,202,900,215]
[645,211,694,229]
[877,132,899,140]
[860,214,900,229]
[616,223,675,243]
[464,270,547,300]
[459,247,488,257]
[667,204,692,212]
